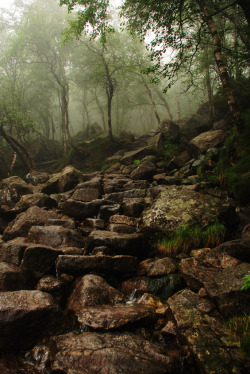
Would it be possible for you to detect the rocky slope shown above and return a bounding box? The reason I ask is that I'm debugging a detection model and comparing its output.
[0,124,249,374]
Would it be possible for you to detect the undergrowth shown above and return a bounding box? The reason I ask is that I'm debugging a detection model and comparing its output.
[158,220,226,256]
[227,313,250,354]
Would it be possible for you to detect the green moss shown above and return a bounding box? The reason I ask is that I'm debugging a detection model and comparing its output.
[133,159,141,167]
[162,136,180,162]
[158,220,226,256]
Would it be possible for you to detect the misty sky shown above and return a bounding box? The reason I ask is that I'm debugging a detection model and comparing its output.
[0,0,14,8]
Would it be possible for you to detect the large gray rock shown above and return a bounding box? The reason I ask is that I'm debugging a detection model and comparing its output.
[74,304,155,330]
[26,171,50,186]
[0,237,28,266]
[61,199,102,220]
[0,176,33,208]
[0,290,66,349]
[140,186,234,235]
[27,225,85,248]
[189,129,226,157]
[57,255,138,275]
[50,332,173,374]
[120,146,153,165]
[58,165,83,192]
[14,193,57,212]
[66,274,124,312]
[84,230,146,256]
[3,206,58,241]
[130,161,156,181]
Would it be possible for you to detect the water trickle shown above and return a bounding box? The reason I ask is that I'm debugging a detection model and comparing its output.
[126,288,138,305]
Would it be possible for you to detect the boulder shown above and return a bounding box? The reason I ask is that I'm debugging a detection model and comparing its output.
[103,176,130,194]
[84,230,146,256]
[14,193,57,212]
[27,225,85,248]
[107,223,136,233]
[71,187,100,201]
[61,199,102,220]
[104,189,147,204]
[99,203,121,220]
[40,175,60,195]
[0,176,33,208]
[140,186,234,235]
[3,206,58,241]
[167,289,239,374]
[122,198,145,217]
[188,129,226,157]
[0,290,66,350]
[36,275,67,304]
[147,132,165,153]
[0,237,28,266]
[21,245,63,279]
[26,171,50,186]
[57,254,138,276]
[0,262,30,291]
[120,146,152,165]
[58,165,83,192]
[66,274,124,312]
[139,257,177,277]
[130,161,156,181]
[74,304,155,330]
[50,332,173,374]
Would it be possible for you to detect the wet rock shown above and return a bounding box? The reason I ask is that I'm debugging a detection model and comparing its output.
[49,331,173,374]
[0,354,41,374]
[58,165,83,192]
[140,185,234,235]
[0,237,28,266]
[120,146,152,165]
[27,225,85,248]
[61,199,102,220]
[82,218,105,230]
[120,274,183,300]
[103,176,130,194]
[99,203,121,220]
[36,275,67,304]
[167,289,236,374]
[122,197,145,217]
[104,188,147,204]
[14,193,57,212]
[67,274,124,313]
[130,161,156,181]
[139,257,177,277]
[147,131,165,153]
[109,214,138,226]
[71,187,100,201]
[3,206,58,241]
[46,218,76,229]
[0,290,66,350]
[0,262,30,291]
[212,239,250,263]
[189,129,226,157]
[40,175,60,195]
[107,223,136,233]
[123,179,148,190]
[57,254,138,276]
[84,230,146,256]
[21,245,62,279]
[204,261,250,316]
[26,171,50,186]
[75,304,155,330]
[0,176,33,208]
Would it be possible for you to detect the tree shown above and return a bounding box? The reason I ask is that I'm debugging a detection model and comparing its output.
[60,0,250,132]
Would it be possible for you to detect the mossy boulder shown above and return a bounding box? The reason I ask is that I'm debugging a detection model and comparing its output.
[140,186,236,236]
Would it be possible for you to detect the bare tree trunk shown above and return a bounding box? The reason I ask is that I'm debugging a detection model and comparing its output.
[197,0,244,132]
[177,101,181,121]
[205,64,215,118]
[154,88,174,121]
[94,90,106,130]
[143,79,161,125]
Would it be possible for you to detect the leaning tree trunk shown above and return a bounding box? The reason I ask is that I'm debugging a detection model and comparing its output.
[155,88,174,121]
[0,124,35,172]
[196,0,244,132]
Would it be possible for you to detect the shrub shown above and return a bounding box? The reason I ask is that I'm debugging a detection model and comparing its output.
[241,275,250,291]
[133,159,141,167]
[162,136,179,162]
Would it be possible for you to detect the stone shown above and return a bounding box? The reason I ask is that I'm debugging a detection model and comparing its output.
[74,304,155,330]
[57,254,138,275]
[21,245,62,279]
[71,187,100,201]
[0,262,30,291]
[130,161,156,181]
[104,189,147,204]
[27,225,85,248]
[36,275,67,304]
[0,176,33,208]
[14,193,57,212]
[47,218,76,229]
[147,132,165,153]
[66,274,124,312]
[61,199,102,220]
[189,129,226,157]
[122,198,145,217]
[3,206,58,241]
[139,257,177,277]
[0,237,28,266]
[120,146,152,165]
[107,223,136,233]
[50,332,173,374]
[99,203,121,220]
[82,218,105,230]
[84,230,146,256]
[123,179,148,190]
[167,289,236,374]
[0,290,66,350]
[26,171,50,186]
[57,165,83,192]
[140,185,234,235]
[40,175,60,195]
[109,214,138,226]
[103,176,129,194]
